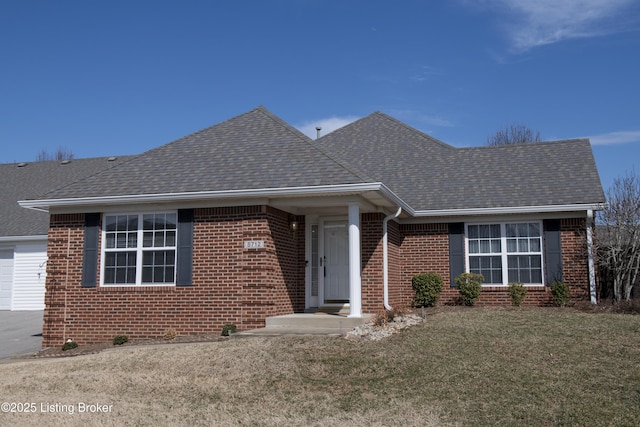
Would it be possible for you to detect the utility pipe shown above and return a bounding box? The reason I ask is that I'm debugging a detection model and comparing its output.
[383,207,402,311]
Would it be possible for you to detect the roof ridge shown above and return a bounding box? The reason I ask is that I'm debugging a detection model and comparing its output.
[254,107,375,182]
[458,138,592,151]
[252,106,313,143]
[369,111,456,150]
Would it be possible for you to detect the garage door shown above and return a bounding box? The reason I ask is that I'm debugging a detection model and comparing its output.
[0,251,14,310]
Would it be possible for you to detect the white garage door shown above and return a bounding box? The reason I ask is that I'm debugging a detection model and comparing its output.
[0,251,14,310]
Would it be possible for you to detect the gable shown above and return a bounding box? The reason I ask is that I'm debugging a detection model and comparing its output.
[317,113,605,211]
[37,107,370,201]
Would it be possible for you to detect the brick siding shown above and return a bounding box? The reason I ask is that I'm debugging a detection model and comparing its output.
[42,206,304,347]
[42,209,592,347]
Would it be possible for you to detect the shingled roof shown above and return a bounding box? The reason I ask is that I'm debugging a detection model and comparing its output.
[39,107,370,200]
[19,107,604,214]
[316,112,605,211]
[1,156,132,237]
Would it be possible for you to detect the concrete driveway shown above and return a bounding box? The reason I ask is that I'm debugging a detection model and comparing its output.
[0,311,43,360]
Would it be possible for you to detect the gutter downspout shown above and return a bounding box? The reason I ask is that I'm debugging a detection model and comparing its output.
[587,209,597,304]
[383,207,402,311]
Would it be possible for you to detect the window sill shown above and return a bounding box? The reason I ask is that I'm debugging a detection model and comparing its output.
[98,285,176,293]
[481,285,547,292]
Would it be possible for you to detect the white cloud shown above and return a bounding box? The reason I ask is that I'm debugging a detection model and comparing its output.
[296,116,359,139]
[483,0,638,52]
[588,130,640,145]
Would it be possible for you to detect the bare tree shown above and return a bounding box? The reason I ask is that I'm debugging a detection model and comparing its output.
[35,147,74,162]
[486,124,542,146]
[597,170,640,301]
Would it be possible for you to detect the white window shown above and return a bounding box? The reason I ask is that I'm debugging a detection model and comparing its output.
[102,213,177,286]
[466,222,543,286]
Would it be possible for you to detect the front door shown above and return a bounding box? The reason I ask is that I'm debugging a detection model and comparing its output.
[321,220,349,304]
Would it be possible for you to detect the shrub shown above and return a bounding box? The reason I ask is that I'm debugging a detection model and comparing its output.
[373,309,393,326]
[163,327,177,341]
[508,282,527,306]
[551,281,570,307]
[455,273,483,306]
[221,324,237,336]
[61,340,78,351]
[412,273,444,307]
[113,335,129,346]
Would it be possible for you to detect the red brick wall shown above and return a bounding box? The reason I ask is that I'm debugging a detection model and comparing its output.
[400,223,451,304]
[561,218,590,301]
[42,209,592,347]
[361,213,384,312]
[396,219,591,307]
[42,206,304,347]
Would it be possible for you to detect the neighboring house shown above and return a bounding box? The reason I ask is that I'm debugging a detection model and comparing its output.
[18,107,605,347]
[0,157,130,310]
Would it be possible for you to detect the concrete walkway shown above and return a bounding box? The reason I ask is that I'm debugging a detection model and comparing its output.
[0,311,44,361]
[232,313,372,338]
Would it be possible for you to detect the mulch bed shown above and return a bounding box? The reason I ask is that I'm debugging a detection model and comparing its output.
[14,334,228,361]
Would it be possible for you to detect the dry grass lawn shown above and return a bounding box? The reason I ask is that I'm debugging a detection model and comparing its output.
[1,307,639,426]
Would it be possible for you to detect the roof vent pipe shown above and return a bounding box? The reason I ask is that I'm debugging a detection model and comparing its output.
[315,126,322,139]
[383,207,402,311]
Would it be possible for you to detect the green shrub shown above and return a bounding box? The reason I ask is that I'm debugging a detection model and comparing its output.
[551,281,570,307]
[412,273,444,307]
[222,324,237,336]
[61,340,78,351]
[455,273,483,306]
[113,335,129,346]
[508,282,527,306]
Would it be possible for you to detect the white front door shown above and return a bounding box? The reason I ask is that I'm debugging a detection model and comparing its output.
[0,251,14,310]
[321,220,350,303]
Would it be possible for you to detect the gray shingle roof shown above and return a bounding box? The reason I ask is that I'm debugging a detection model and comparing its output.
[19,107,604,215]
[40,107,370,200]
[316,111,605,211]
[1,156,132,236]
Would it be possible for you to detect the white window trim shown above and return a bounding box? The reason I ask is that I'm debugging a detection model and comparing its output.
[464,221,545,287]
[100,211,178,287]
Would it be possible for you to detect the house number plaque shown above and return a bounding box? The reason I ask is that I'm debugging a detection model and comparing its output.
[244,240,265,249]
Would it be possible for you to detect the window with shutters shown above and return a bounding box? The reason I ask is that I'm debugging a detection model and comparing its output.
[466,222,544,286]
[101,212,177,286]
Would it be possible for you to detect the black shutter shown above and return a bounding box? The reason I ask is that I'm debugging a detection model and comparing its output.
[82,213,100,288]
[543,219,563,286]
[176,209,194,286]
[449,222,465,287]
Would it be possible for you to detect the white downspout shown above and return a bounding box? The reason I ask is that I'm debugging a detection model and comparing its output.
[587,209,597,304]
[383,207,402,311]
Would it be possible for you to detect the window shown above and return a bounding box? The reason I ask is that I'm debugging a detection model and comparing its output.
[466,222,543,285]
[102,213,177,285]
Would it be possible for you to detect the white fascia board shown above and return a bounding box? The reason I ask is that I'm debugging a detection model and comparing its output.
[412,203,604,217]
[0,235,48,243]
[19,182,410,212]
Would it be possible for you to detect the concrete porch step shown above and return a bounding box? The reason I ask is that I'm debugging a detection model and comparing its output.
[231,313,373,338]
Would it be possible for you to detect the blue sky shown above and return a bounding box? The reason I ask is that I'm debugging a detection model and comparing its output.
[1,1,639,192]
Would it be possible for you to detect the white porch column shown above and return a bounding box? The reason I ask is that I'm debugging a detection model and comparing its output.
[348,203,362,317]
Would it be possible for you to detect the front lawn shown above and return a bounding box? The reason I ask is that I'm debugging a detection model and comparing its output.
[1,307,639,426]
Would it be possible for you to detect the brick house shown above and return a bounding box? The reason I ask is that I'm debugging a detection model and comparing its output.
[19,107,605,347]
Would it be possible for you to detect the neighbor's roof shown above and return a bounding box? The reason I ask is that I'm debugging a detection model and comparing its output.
[36,107,371,200]
[0,156,132,237]
[316,111,605,211]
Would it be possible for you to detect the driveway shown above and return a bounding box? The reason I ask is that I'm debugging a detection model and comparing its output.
[0,311,43,360]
